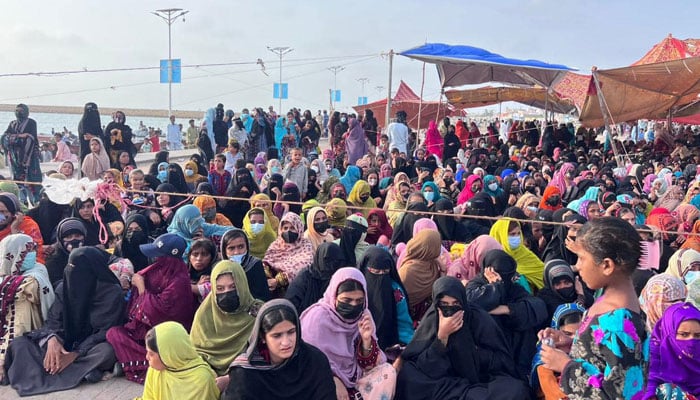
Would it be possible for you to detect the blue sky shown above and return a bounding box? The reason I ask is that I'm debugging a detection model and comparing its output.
[0,0,696,113]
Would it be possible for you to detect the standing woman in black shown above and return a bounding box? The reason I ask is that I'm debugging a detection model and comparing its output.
[78,102,106,163]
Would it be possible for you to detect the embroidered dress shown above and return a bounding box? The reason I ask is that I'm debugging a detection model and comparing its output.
[561,308,649,400]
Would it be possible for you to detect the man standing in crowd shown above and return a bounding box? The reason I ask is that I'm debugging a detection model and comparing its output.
[166,115,183,150]
[186,119,198,149]
[386,110,409,154]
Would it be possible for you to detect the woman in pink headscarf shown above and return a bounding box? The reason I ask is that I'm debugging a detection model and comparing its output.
[548,162,575,195]
[457,174,483,205]
[300,267,396,399]
[446,235,503,281]
[423,120,443,159]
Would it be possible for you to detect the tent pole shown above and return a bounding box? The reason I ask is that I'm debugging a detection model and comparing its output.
[592,68,623,168]
[385,50,394,129]
[417,61,426,139]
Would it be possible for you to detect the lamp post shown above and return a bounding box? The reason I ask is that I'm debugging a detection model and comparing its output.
[328,65,345,110]
[267,46,294,114]
[152,8,189,116]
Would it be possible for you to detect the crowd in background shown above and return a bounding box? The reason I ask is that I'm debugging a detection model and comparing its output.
[0,100,699,399]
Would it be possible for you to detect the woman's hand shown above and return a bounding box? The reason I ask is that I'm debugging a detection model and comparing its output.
[131,274,146,295]
[267,278,278,291]
[540,344,572,373]
[10,212,23,234]
[358,311,374,348]
[484,267,502,284]
[437,308,464,345]
[215,375,230,393]
[334,376,349,400]
[537,328,573,349]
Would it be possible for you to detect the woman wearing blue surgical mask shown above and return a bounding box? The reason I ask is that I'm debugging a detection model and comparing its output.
[420,181,441,210]
[220,229,270,302]
[241,208,276,259]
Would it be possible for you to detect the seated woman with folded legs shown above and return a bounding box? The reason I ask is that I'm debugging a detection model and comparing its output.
[397,276,530,400]
[4,247,124,396]
[300,267,397,400]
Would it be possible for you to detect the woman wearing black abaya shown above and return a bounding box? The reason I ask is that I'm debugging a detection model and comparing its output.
[391,202,429,246]
[166,163,190,194]
[104,111,135,166]
[265,173,284,202]
[26,192,71,244]
[536,259,592,319]
[151,183,186,236]
[44,218,87,286]
[71,198,123,247]
[221,168,259,227]
[4,247,125,396]
[285,242,347,314]
[464,250,548,380]
[541,210,586,264]
[397,276,530,400]
[77,102,106,163]
[113,213,152,272]
[433,198,472,245]
[359,246,414,350]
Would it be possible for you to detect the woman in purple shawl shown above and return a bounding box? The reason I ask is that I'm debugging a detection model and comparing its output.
[645,302,700,399]
[300,267,396,399]
[106,233,196,384]
[344,118,368,166]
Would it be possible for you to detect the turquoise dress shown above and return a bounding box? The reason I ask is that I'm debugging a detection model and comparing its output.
[561,307,649,400]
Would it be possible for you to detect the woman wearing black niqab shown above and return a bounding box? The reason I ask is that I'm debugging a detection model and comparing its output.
[285,242,346,314]
[4,247,124,396]
[77,102,106,163]
[397,276,529,400]
[390,202,429,246]
[113,213,152,272]
[465,250,548,380]
[165,163,190,194]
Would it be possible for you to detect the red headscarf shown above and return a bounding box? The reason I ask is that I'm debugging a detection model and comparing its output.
[423,120,443,159]
[539,186,562,211]
[365,209,393,245]
[455,120,469,147]
[457,175,483,205]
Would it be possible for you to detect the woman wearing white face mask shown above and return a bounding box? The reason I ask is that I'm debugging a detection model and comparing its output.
[310,159,328,185]
[220,229,271,302]
[366,169,383,207]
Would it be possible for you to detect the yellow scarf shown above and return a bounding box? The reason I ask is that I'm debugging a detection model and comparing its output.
[189,261,261,375]
[137,321,219,400]
[242,208,277,259]
[490,218,545,289]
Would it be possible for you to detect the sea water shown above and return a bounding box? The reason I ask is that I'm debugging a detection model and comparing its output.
[0,111,198,136]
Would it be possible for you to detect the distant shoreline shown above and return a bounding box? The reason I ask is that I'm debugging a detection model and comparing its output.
[0,104,202,119]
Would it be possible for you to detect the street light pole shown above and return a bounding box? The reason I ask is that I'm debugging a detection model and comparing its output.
[328,66,345,110]
[357,78,369,104]
[152,8,189,116]
[267,46,293,114]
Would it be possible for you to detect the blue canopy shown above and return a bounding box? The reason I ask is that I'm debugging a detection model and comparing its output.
[400,43,576,88]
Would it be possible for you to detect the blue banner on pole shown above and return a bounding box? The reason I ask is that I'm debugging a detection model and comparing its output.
[357,96,368,105]
[160,59,181,83]
[273,83,288,99]
[333,90,341,102]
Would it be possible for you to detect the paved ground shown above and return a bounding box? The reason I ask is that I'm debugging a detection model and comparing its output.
[0,377,144,400]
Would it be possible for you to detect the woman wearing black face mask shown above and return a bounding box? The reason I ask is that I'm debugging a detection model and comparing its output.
[536,259,590,319]
[465,249,548,379]
[114,213,152,273]
[190,261,263,392]
[300,267,397,400]
[262,212,314,297]
[397,276,529,400]
[44,218,87,287]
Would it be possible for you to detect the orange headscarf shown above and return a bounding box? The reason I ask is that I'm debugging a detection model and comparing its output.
[539,186,562,211]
